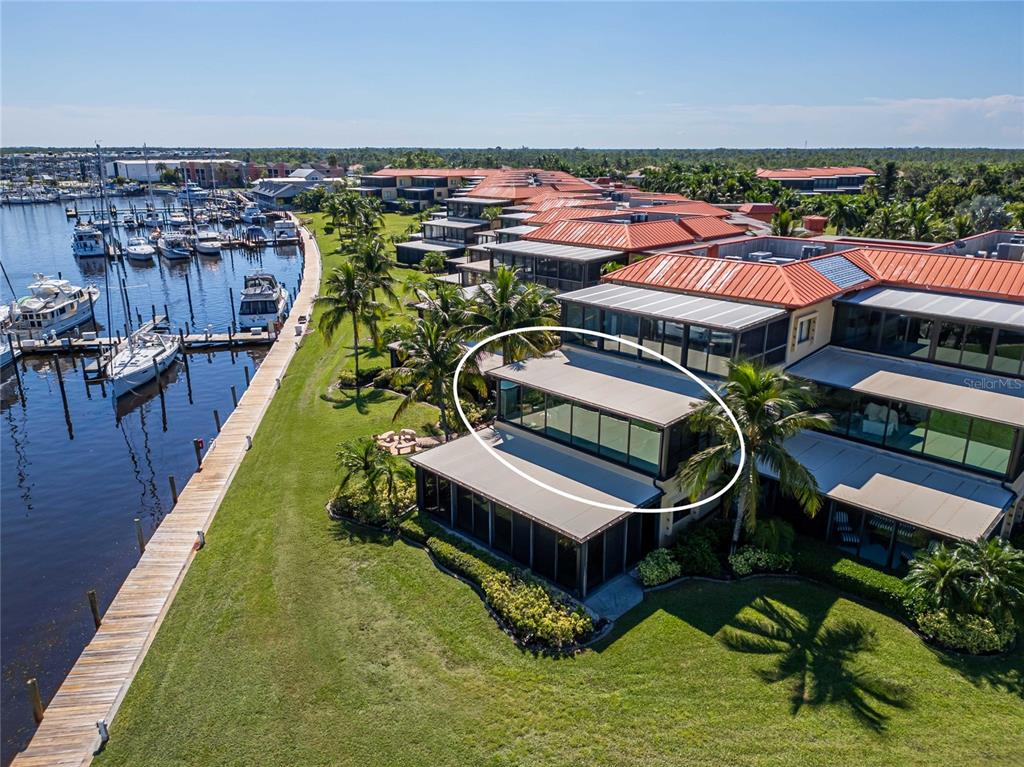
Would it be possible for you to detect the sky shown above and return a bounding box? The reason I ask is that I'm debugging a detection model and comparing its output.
[2,1,1022,148]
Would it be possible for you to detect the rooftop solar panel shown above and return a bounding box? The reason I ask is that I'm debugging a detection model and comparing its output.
[808,255,872,289]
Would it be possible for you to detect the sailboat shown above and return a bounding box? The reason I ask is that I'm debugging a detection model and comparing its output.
[108,330,181,398]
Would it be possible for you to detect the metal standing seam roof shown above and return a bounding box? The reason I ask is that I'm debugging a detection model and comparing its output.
[487,239,625,262]
[422,218,488,230]
[493,225,540,237]
[756,431,1011,540]
[394,240,463,253]
[834,286,1024,330]
[846,249,1024,300]
[523,219,698,251]
[606,252,873,308]
[676,216,748,241]
[448,196,514,205]
[488,347,707,427]
[756,166,876,179]
[788,347,1024,428]
[558,283,786,331]
[410,425,661,542]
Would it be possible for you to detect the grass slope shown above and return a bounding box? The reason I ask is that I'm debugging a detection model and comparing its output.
[95,216,1023,766]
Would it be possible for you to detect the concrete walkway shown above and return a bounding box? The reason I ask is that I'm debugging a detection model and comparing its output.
[13,217,322,767]
[584,573,644,620]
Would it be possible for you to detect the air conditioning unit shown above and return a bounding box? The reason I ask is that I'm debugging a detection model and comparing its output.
[800,244,827,259]
[745,251,773,262]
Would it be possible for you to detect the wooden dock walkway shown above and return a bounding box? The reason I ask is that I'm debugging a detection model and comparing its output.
[12,215,322,767]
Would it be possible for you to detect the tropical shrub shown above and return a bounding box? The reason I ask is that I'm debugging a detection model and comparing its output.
[399,513,592,649]
[483,572,593,649]
[638,549,682,586]
[792,536,907,615]
[916,610,1016,654]
[749,518,795,554]
[673,532,722,577]
[729,546,793,577]
[329,479,414,527]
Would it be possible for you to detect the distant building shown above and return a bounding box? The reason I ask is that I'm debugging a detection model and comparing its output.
[106,158,243,185]
[756,166,877,194]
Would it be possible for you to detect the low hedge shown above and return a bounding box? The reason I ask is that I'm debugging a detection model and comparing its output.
[792,535,907,615]
[916,609,1017,655]
[729,546,792,577]
[398,513,592,649]
[638,549,682,586]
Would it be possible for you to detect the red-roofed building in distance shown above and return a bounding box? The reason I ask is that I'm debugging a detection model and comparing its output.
[756,166,877,194]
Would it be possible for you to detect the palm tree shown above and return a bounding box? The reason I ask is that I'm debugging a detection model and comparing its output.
[481,206,504,228]
[905,543,969,613]
[461,266,559,363]
[336,436,414,513]
[677,361,833,552]
[415,281,467,328]
[391,317,486,440]
[771,210,795,236]
[825,195,863,235]
[351,235,399,306]
[956,538,1024,625]
[898,200,942,242]
[321,192,344,229]
[315,261,379,396]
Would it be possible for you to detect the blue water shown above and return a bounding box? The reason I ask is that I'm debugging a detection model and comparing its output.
[0,196,305,764]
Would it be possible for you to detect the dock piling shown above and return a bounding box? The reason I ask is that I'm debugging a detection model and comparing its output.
[87,589,101,629]
[27,678,44,724]
[168,474,178,505]
[243,365,250,386]
[229,287,236,328]
[213,409,221,433]
[183,268,195,320]
[134,518,146,554]
[230,385,238,408]
[8,334,24,404]
[193,438,203,471]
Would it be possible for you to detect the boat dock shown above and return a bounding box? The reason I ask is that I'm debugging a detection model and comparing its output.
[11,215,322,767]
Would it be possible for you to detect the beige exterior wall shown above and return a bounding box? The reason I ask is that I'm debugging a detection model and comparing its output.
[785,298,835,365]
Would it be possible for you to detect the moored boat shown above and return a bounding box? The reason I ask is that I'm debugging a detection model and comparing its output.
[125,236,156,261]
[9,274,99,338]
[72,223,107,258]
[108,330,180,398]
[157,231,192,260]
[238,272,289,330]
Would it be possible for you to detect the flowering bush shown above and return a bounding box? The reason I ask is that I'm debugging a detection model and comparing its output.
[916,610,1016,654]
[482,572,593,649]
[729,546,793,577]
[638,549,682,586]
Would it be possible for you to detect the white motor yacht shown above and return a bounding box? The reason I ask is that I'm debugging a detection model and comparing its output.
[125,236,156,261]
[157,231,192,260]
[142,211,162,227]
[72,223,107,258]
[241,204,261,224]
[271,218,299,243]
[10,275,99,338]
[238,272,289,330]
[167,211,189,227]
[193,229,223,256]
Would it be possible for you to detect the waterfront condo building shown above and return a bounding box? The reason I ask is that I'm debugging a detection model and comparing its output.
[409,225,1024,599]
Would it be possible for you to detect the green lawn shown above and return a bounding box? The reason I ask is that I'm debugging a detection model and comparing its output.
[94,224,1023,766]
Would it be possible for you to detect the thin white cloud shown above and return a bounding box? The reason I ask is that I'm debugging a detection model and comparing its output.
[2,95,1021,148]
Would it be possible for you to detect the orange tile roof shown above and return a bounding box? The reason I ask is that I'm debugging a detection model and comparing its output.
[756,166,876,180]
[604,247,1024,308]
[522,196,610,213]
[523,206,623,225]
[524,219,698,251]
[605,253,862,307]
[372,167,494,178]
[631,201,732,218]
[846,248,1024,301]
[677,216,748,240]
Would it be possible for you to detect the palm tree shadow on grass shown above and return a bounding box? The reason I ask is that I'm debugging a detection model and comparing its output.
[320,387,390,414]
[719,597,911,732]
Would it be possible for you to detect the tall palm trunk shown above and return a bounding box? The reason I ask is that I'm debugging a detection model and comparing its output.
[435,374,449,441]
[351,313,361,396]
[730,492,747,555]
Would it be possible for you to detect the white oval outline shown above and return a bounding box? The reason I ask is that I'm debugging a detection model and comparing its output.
[452,326,746,514]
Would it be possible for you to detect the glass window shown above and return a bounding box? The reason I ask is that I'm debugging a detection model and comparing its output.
[739,326,766,359]
[455,486,474,533]
[556,535,578,591]
[885,402,929,453]
[640,317,664,359]
[766,318,789,352]
[580,306,600,348]
[993,329,1024,376]
[663,322,686,365]
[422,472,450,520]
[604,311,639,356]
[536,257,558,278]
[961,325,993,370]
[571,404,600,452]
[848,395,895,446]
[512,513,532,566]
[493,504,513,554]
[879,313,912,356]
[559,260,583,284]
[923,409,970,464]
[833,305,881,350]
[626,515,644,567]
[687,325,709,371]
[599,413,629,463]
[706,330,734,376]
[629,420,661,474]
[532,524,556,579]
[498,381,520,422]
[587,533,605,591]
[521,387,546,432]
[604,520,625,578]
[964,419,1015,476]
[545,395,573,443]
[934,322,965,365]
